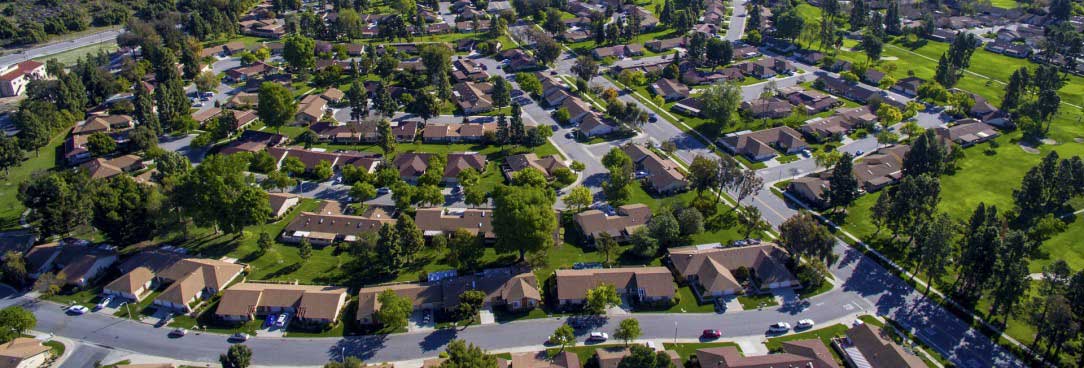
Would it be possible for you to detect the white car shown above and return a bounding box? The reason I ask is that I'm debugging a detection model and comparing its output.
[276,313,288,327]
[230,333,250,342]
[588,332,608,341]
[66,305,89,315]
[95,296,112,310]
[170,328,187,337]
[796,319,815,329]
[768,322,791,333]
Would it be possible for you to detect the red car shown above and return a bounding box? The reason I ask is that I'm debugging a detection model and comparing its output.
[701,329,722,339]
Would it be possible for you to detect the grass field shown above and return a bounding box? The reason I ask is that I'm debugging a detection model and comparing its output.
[0,129,68,230]
[33,41,118,66]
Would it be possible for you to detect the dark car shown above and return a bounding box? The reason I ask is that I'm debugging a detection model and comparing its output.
[702,329,722,339]
[648,114,658,123]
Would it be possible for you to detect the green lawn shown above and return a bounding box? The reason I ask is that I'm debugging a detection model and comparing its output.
[662,342,740,361]
[0,129,69,230]
[736,293,778,310]
[114,290,163,319]
[989,0,1018,8]
[34,41,118,66]
[43,340,65,358]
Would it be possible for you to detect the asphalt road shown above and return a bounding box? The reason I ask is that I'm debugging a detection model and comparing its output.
[0,29,121,68]
[725,0,748,42]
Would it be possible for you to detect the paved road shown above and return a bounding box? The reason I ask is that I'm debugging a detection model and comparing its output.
[0,29,121,68]
[58,343,113,368]
[724,0,748,42]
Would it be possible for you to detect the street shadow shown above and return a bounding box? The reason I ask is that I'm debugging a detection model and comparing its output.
[418,328,458,352]
[333,334,389,362]
[582,173,608,189]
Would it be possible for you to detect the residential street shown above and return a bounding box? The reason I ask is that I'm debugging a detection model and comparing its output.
[0,29,121,68]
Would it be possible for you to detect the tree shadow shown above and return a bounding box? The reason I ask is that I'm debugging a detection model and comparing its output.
[332,334,389,362]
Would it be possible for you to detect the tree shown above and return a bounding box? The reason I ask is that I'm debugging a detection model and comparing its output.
[676,207,704,236]
[861,32,883,63]
[687,156,719,197]
[572,55,599,82]
[220,344,253,368]
[376,289,412,330]
[902,130,947,177]
[2,252,27,287]
[298,238,313,262]
[629,228,658,258]
[648,211,681,247]
[987,230,1032,320]
[614,318,641,346]
[910,213,954,295]
[778,211,835,265]
[194,71,221,93]
[954,203,1001,306]
[491,78,511,110]
[934,53,958,88]
[563,186,593,213]
[452,289,486,325]
[596,233,620,266]
[350,181,377,201]
[312,160,334,181]
[284,34,316,71]
[258,82,297,133]
[174,154,271,235]
[700,82,741,131]
[736,205,769,238]
[875,105,902,128]
[533,32,562,66]
[91,176,162,245]
[884,0,901,34]
[826,153,858,211]
[603,148,634,205]
[377,120,395,154]
[257,232,274,254]
[550,325,576,351]
[397,214,425,263]
[447,228,485,271]
[0,307,35,344]
[347,79,369,121]
[618,345,674,368]
[19,170,90,236]
[439,340,497,368]
[492,185,557,261]
[585,283,621,314]
[773,7,804,43]
[512,167,548,188]
[86,132,117,156]
[516,73,542,96]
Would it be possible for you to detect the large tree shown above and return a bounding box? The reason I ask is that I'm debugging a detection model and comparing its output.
[618,345,675,368]
[585,283,620,314]
[375,289,412,330]
[614,318,641,346]
[220,344,253,368]
[258,82,298,132]
[909,213,955,295]
[91,175,163,246]
[0,307,35,344]
[699,82,741,129]
[778,211,835,265]
[283,34,316,71]
[18,170,91,236]
[492,185,557,261]
[826,153,858,211]
[439,340,497,368]
[174,154,271,235]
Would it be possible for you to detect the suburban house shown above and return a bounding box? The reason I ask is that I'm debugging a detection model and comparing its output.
[219,130,288,156]
[562,96,594,125]
[497,351,581,368]
[799,106,878,141]
[393,152,487,184]
[267,147,382,173]
[393,120,421,142]
[268,193,300,218]
[25,241,118,287]
[65,115,136,164]
[736,57,796,79]
[102,249,187,301]
[817,75,879,103]
[717,127,808,161]
[453,81,495,114]
[553,267,675,306]
[0,337,52,368]
[621,144,687,194]
[596,348,681,368]
[741,97,793,119]
[414,207,495,241]
[863,69,886,86]
[837,323,926,368]
[151,258,246,313]
[0,60,48,97]
[891,76,924,97]
[422,123,497,143]
[668,243,798,300]
[787,176,831,208]
[573,204,652,242]
[934,120,999,147]
[591,44,643,59]
[854,144,911,192]
[452,58,490,82]
[578,114,617,138]
[967,93,1012,128]
[230,110,259,130]
[503,153,568,181]
[785,89,841,114]
[695,340,839,368]
[650,78,690,101]
[81,155,147,180]
[224,61,274,82]
[296,94,329,124]
[192,108,223,127]
[310,121,380,144]
[215,282,349,326]
[673,97,704,117]
[281,202,396,246]
[356,269,540,325]
[645,37,686,52]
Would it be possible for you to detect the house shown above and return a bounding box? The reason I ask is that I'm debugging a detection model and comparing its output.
[695,340,839,368]
[499,49,539,71]
[732,44,760,60]
[621,144,687,194]
[934,120,999,147]
[215,282,349,325]
[717,127,808,161]
[453,82,495,114]
[596,348,680,368]
[854,144,911,192]
[562,97,594,124]
[25,241,118,287]
[393,120,420,142]
[796,50,824,64]
[649,78,690,101]
[592,44,643,59]
[817,75,879,103]
[554,267,675,305]
[452,58,490,82]
[81,155,147,180]
[393,152,487,184]
[891,77,924,97]
[103,267,157,302]
[741,97,793,119]
[311,121,381,143]
[296,94,328,123]
[422,123,497,143]
[73,115,134,135]
[863,69,886,85]
[356,269,541,324]
[578,114,617,138]
[573,204,651,242]
[151,258,246,312]
[281,203,396,246]
[269,193,300,218]
[191,108,223,126]
[321,87,345,104]
[498,351,581,368]
[787,176,830,208]
[928,28,957,42]
[0,337,52,368]
[414,207,495,240]
[838,323,926,368]
[268,147,382,173]
[668,243,798,299]
[672,97,704,117]
[967,93,1012,128]
[504,153,568,181]
[645,37,686,52]
[785,89,840,114]
[0,60,48,97]
[224,61,274,82]
[737,57,796,79]
[800,106,878,140]
[219,130,288,155]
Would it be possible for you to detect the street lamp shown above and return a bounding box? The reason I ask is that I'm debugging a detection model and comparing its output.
[673,322,677,344]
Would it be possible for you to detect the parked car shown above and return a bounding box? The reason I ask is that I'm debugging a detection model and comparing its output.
[170,328,187,337]
[648,114,658,123]
[264,314,277,327]
[377,187,391,195]
[276,313,289,327]
[66,305,89,315]
[768,322,791,333]
[855,150,864,156]
[796,319,815,329]
[701,329,722,339]
[230,333,250,342]
[588,332,608,341]
[95,296,113,310]
[565,132,575,139]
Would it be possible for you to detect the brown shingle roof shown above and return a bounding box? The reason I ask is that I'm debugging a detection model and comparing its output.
[667,243,797,294]
[554,267,675,301]
[216,283,349,322]
[0,338,50,368]
[104,267,155,295]
[573,204,651,239]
